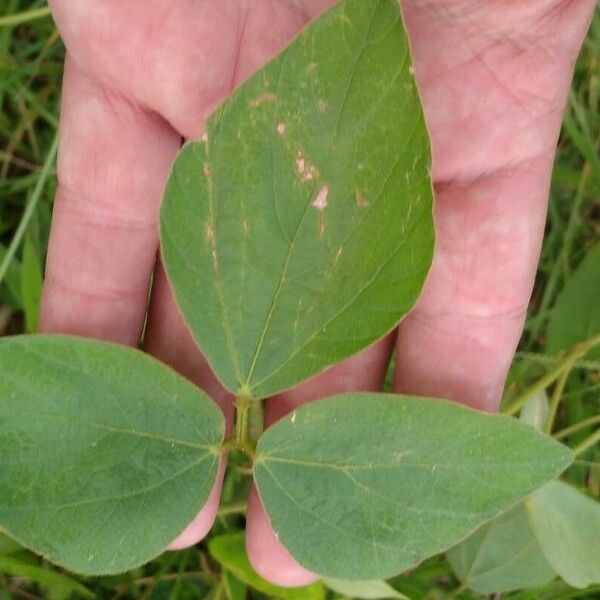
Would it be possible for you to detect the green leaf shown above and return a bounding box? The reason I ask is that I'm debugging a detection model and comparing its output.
[0,335,224,575]
[208,532,325,600]
[0,554,94,600]
[254,394,572,580]
[161,0,434,398]
[528,481,600,588]
[547,240,600,360]
[323,578,406,599]
[20,236,42,333]
[519,391,549,431]
[446,504,556,593]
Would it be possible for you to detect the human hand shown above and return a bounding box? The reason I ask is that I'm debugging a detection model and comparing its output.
[41,0,596,587]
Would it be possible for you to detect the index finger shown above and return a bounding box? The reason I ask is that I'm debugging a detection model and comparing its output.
[39,58,181,344]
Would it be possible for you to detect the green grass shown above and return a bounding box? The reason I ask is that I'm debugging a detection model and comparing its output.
[1,2,599,599]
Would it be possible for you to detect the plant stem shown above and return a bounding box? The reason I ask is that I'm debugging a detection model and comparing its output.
[217,500,247,517]
[545,357,576,434]
[234,394,251,445]
[555,415,600,440]
[515,351,600,372]
[0,132,58,287]
[504,333,600,417]
[221,395,259,461]
[573,429,600,458]
[221,436,255,461]
[0,7,52,27]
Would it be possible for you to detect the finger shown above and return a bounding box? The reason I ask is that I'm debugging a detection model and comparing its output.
[246,336,394,586]
[393,0,596,410]
[394,161,551,410]
[141,0,313,552]
[145,262,235,421]
[144,262,235,549]
[39,57,180,343]
[168,461,228,550]
[48,0,307,139]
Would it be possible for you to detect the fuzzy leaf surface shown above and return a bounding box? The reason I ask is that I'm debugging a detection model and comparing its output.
[254,394,572,579]
[0,335,224,575]
[160,0,434,398]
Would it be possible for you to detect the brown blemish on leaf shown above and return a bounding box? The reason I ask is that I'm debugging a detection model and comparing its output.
[312,185,330,238]
[277,123,286,136]
[242,220,249,235]
[313,185,329,212]
[307,62,317,73]
[203,163,211,177]
[296,152,306,175]
[204,223,218,268]
[249,92,277,107]
[356,190,369,208]
[201,132,209,144]
[409,65,415,75]
[296,150,317,182]
[317,99,327,113]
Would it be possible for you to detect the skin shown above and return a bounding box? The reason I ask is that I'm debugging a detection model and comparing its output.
[42,0,596,587]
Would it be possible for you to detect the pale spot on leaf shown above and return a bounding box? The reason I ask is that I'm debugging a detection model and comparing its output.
[356,190,369,208]
[296,150,318,182]
[277,123,287,135]
[313,185,330,238]
[312,185,330,212]
[249,92,277,107]
[205,223,218,268]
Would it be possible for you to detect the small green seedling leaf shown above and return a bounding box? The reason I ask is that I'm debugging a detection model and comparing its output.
[547,240,600,360]
[446,504,556,593]
[519,391,550,431]
[0,335,224,575]
[528,480,600,588]
[323,577,406,599]
[208,532,325,600]
[254,394,572,580]
[161,0,434,399]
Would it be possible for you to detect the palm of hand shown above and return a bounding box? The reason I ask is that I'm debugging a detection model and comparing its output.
[43,0,595,586]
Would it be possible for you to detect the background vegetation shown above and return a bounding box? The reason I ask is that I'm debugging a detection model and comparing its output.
[1,1,599,598]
